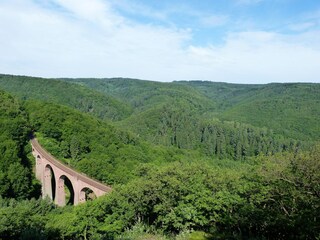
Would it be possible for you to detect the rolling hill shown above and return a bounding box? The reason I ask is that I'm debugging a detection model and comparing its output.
[177,81,320,141]
[0,75,319,239]
[0,74,132,121]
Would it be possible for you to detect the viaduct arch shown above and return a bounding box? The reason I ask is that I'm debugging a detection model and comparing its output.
[31,138,112,206]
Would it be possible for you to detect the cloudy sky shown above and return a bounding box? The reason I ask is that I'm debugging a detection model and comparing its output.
[1,0,320,83]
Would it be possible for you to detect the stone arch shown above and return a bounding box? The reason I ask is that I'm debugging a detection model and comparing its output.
[79,187,97,203]
[44,164,55,200]
[56,175,75,206]
[35,155,42,179]
[31,139,111,206]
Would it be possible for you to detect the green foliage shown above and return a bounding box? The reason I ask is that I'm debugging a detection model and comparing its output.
[0,197,55,239]
[178,81,320,141]
[34,148,319,239]
[0,76,319,239]
[2,75,319,143]
[250,145,320,239]
[121,101,300,160]
[70,161,256,238]
[186,231,212,240]
[116,223,169,240]
[221,92,320,140]
[1,75,318,152]
[0,90,37,199]
[25,100,198,185]
[55,77,318,152]
[61,78,216,112]
[175,81,264,111]
[0,74,132,121]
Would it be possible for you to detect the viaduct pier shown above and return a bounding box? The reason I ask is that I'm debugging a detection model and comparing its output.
[31,138,112,206]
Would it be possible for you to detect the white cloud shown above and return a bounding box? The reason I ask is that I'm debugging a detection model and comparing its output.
[0,0,319,83]
[184,31,320,83]
[288,22,316,32]
[200,15,229,28]
[110,0,169,23]
[0,0,190,79]
[286,8,320,33]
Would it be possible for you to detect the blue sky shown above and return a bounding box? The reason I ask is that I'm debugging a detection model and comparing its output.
[0,0,320,83]
[113,0,320,44]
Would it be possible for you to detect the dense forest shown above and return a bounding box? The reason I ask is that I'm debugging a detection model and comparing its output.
[0,74,319,239]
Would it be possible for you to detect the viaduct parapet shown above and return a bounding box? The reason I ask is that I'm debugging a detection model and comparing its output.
[31,138,112,206]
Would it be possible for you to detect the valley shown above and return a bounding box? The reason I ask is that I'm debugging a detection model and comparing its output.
[0,74,319,239]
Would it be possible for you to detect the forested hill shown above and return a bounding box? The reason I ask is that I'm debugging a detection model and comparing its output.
[61,77,217,112]
[59,77,319,141]
[0,75,319,239]
[177,81,320,141]
[1,75,319,140]
[0,74,319,152]
[0,90,38,199]
[0,74,132,120]
[16,75,316,141]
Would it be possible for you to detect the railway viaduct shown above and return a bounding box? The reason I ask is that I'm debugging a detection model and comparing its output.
[31,138,112,206]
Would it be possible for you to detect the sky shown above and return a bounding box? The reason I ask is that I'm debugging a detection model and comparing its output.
[0,0,320,83]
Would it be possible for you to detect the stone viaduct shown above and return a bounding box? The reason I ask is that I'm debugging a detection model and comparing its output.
[31,138,112,206]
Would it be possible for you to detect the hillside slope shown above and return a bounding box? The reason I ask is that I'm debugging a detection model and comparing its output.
[24,100,203,184]
[2,75,319,143]
[178,81,320,141]
[0,90,38,199]
[61,78,216,112]
[176,81,264,111]
[218,83,320,141]
[0,77,319,239]
[0,74,132,120]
